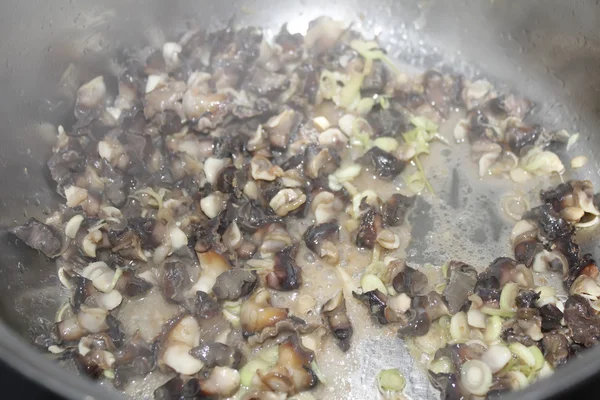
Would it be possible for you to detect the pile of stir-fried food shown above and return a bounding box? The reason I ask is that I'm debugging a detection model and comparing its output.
[10,16,600,399]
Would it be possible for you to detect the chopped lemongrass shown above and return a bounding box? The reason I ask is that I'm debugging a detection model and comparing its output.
[312,116,331,132]
[360,274,388,294]
[480,306,516,318]
[64,215,84,239]
[373,137,399,153]
[365,261,386,277]
[535,286,556,307]
[428,356,454,374]
[57,267,73,289]
[377,368,406,394]
[520,147,565,176]
[332,164,362,187]
[570,275,600,298]
[338,114,356,136]
[506,371,529,390]
[571,155,588,169]
[356,97,376,115]
[500,282,519,311]
[221,310,240,327]
[538,361,554,379]
[460,360,493,396]
[410,115,439,133]
[133,187,169,209]
[481,344,511,373]
[336,265,358,294]
[501,193,530,221]
[350,40,401,75]
[259,345,280,365]
[222,300,242,327]
[55,301,72,323]
[528,345,545,371]
[414,322,448,354]
[450,311,469,341]
[414,156,435,195]
[339,70,365,109]
[509,342,536,367]
[103,370,115,379]
[48,345,66,354]
[441,263,449,277]
[467,308,486,329]
[566,133,579,151]
[438,315,451,329]
[311,360,327,384]
[239,358,270,387]
[377,95,390,109]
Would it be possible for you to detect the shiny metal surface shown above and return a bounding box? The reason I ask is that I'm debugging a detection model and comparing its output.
[1,0,600,399]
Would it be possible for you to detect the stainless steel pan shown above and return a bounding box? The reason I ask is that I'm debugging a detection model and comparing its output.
[1,1,600,399]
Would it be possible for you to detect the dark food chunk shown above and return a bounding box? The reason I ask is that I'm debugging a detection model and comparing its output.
[113,334,155,388]
[322,292,353,352]
[428,372,462,400]
[540,182,573,212]
[154,377,208,400]
[356,207,383,249]
[522,205,573,241]
[71,276,95,312]
[382,193,415,227]
[515,290,540,309]
[265,244,302,291]
[117,271,153,298]
[488,257,518,285]
[194,291,221,320]
[111,230,146,261]
[412,291,450,321]
[229,199,282,233]
[193,217,224,254]
[10,218,62,258]
[127,217,159,248]
[474,271,500,306]
[215,165,238,194]
[303,222,339,255]
[274,23,303,58]
[398,308,430,337]
[505,124,541,154]
[162,260,191,304]
[159,110,183,135]
[442,261,478,314]
[513,238,543,268]
[361,60,390,95]
[359,147,405,179]
[47,140,86,186]
[245,67,290,98]
[563,294,600,347]
[393,266,428,297]
[502,327,535,346]
[367,107,407,137]
[542,332,569,367]
[352,290,388,325]
[212,269,257,300]
[539,304,563,332]
[190,342,242,368]
[423,70,449,117]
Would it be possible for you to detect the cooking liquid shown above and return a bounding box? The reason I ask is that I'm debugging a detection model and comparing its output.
[107,109,568,399]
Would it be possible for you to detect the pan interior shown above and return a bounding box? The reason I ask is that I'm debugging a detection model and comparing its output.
[0,1,600,399]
